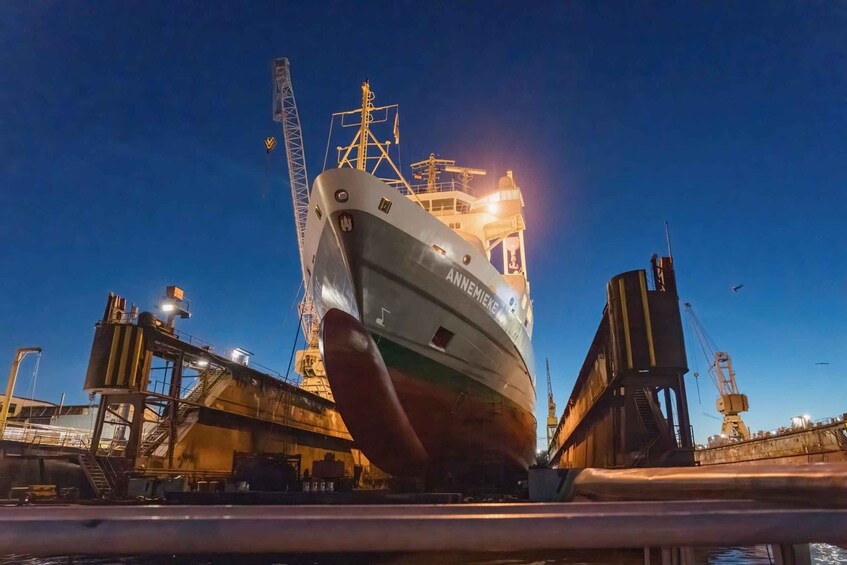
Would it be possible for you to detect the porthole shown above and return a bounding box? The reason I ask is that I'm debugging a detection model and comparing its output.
[462,255,471,265]
[334,189,349,202]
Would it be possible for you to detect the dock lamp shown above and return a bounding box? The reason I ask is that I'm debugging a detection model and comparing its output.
[231,348,253,367]
[160,285,191,328]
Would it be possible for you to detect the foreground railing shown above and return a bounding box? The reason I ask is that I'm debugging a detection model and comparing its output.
[0,500,844,557]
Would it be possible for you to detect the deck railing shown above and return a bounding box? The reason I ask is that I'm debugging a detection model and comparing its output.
[1,420,125,454]
[1,421,92,450]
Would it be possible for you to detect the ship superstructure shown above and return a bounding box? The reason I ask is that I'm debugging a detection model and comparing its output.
[301,81,536,488]
[406,154,533,333]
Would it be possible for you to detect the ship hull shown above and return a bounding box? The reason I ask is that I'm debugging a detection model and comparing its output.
[304,168,537,489]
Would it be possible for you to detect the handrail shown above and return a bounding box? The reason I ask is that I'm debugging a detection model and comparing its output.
[2,420,125,454]
[393,180,477,196]
[2,421,91,450]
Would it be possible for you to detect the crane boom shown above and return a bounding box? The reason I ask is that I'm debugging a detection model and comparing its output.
[273,58,310,266]
[546,358,557,448]
[272,57,332,400]
[273,57,316,339]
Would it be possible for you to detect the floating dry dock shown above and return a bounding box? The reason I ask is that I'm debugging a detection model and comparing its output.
[696,417,847,466]
[1,289,388,500]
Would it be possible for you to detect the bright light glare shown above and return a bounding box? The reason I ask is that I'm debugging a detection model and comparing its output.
[196,359,209,367]
[231,348,250,366]
[486,202,499,214]
[161,303,175,312]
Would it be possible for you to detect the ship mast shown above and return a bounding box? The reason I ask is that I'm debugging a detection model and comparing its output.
[333,82,418,199]
[357,81,372,171]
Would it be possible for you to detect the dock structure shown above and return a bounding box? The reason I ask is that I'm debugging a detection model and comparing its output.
[80,291,364,486]
[0,290,390,499]
[548,256,694,469]
[696,417,847,466]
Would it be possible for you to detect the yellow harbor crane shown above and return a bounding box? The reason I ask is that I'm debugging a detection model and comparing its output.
[684,303,751,441]
[546,358,557,448]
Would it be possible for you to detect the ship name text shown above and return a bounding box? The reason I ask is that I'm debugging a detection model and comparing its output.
[445,268,501,315]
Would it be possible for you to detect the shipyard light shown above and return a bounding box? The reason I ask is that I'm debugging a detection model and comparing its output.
[231,347,253,366]
[196,359,209,368]
[160,285,190,326]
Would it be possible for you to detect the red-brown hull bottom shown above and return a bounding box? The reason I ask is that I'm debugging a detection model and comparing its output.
[321,309,536,491]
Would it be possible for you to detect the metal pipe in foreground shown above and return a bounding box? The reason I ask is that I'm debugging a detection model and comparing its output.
[566,463,847,506]
[0,501,845,555]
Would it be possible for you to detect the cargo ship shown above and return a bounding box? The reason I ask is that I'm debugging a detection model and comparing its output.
[301,81,537,487]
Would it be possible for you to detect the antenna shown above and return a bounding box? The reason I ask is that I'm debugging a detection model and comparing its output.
[664,221,674,261]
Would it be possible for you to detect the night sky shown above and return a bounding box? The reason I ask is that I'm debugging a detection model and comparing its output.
[1,2,845,446]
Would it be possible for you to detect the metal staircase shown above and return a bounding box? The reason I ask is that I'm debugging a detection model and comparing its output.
[139,367,228,457]
[78,452,112,498]
[633,389,660,436]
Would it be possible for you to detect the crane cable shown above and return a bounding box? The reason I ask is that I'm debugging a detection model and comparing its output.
[684,305,721,392]
[263,136,277,199]
[683,314,702,404]
[23,352,42,418]
[322,114,335,172]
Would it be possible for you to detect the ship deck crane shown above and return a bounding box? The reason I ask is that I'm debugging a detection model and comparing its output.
[683,303,750,441]
[272,57,332,401]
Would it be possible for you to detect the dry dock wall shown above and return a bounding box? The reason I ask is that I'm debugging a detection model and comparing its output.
[696,421,847,466]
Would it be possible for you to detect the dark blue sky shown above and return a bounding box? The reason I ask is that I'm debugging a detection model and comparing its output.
[1,2,845,443]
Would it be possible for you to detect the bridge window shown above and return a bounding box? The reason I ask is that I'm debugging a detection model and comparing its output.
[430,198,455,213]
